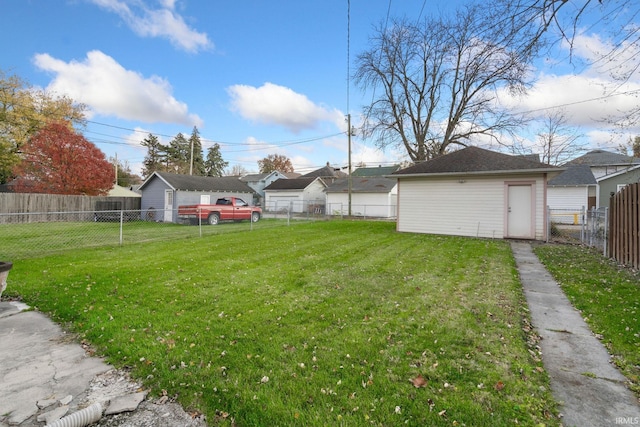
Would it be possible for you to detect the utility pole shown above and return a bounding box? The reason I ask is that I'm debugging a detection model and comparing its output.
[348,113,352,217]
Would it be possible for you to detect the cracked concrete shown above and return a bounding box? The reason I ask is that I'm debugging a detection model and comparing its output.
[511,242,640,427]
[0,302,205,426]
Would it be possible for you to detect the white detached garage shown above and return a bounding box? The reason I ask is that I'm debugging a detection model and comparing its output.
[392,147,561,240]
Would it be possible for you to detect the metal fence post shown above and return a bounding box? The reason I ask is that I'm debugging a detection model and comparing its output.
[119,210,124,246]
[546,206,549,242]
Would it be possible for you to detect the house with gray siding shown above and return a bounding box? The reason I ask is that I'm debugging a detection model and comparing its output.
[138,172,257,222]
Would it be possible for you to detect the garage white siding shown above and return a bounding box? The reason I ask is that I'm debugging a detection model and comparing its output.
[326,192,397,218]
[547,187,588,210]
[397,174,547,240]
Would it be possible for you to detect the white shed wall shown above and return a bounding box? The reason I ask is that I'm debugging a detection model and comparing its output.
[397,174,547,240]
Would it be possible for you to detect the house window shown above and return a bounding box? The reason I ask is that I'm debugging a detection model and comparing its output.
[200,195,210,204]
[616,184,629,193]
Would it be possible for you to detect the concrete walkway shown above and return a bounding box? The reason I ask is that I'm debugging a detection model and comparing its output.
[511,242,640,427]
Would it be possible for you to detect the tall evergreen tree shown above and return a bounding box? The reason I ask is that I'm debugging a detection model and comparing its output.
[204,143,228,177]
[140,133,165,178]
[189,126,206,175]
[166,132,190,174]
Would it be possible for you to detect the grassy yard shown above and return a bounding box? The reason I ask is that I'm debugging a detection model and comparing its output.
[534,243,640,397]
[5,221,558,426]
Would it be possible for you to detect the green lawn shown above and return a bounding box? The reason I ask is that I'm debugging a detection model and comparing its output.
[534,243,640,397]
[5,221,558,426]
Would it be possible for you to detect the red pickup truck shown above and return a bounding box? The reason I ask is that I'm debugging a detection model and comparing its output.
[178,197,262,225]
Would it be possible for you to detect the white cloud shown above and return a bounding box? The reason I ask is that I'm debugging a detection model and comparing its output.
[33,50,202,126]
[87,0,212,53]
[496,32,640,134]
[227,82,345,133]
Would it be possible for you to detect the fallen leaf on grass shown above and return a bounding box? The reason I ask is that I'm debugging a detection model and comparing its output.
[410,374,427,388]
[494,381,505,391]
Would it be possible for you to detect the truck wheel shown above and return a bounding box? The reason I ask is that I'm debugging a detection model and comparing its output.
[251,212,260,223]
[208,213,220,225]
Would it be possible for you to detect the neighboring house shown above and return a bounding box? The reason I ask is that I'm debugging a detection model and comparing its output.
[325,177,397,218]
[547,165,598,218]
[138,172,256,222]
[302,162,347,183]
[352,165,400,177]
[392,146,560,240]
[556,150,640,209]
[597,165,640,209]
[240,171,288,204]
[263,177,327,213]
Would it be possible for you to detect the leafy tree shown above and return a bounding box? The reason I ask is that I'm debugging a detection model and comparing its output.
[0,69,86,184]
[204,143,228,177]
[188,126,206,175]
[141,133,166,178]
[258,153,294,173]
[12,121,113,195]
[354,5,534,162]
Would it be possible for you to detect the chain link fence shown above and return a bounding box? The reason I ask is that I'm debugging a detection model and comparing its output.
[547,206,608,255]
[1,203,398,260]
[263,200,397,220]
[0,208,296,260]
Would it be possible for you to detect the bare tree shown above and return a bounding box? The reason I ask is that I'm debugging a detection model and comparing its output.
[497,0,640,126]
[534,110,585,165]
[226,164,249,177]
[354,4,535,162]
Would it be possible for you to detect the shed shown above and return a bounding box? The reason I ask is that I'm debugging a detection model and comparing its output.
[392,147,561,240]
[325,177,397,218]
[138,172,256,222]
[263,177,327,213]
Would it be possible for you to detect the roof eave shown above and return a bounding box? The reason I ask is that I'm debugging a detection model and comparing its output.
[391,167,563,179]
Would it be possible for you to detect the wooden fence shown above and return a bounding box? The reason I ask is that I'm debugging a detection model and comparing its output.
[608,183,640,269]
[0,193,141,224]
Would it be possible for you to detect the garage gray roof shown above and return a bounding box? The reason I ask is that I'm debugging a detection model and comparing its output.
[392,146,559,176]
[548,165,597,186]
[324,177,396,193]
[264,177,320,190]
[141,172,255,193]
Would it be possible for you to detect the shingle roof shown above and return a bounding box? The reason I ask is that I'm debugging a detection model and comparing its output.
[264,177,320,190]
[352,165,400,177]
[302,163,347,178]
[548,165,597,186]
[392,147,558,176]
[142,172,255,193]
[240,173,270,182]
[324,177,396,193]
[565,150,640,166]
